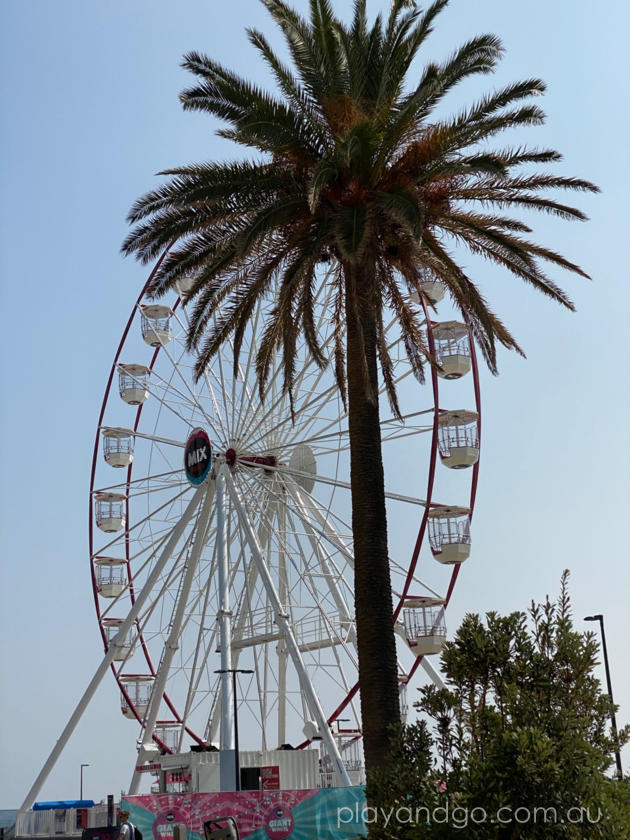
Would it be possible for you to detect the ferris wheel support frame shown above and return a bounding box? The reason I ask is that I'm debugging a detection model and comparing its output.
[129,483,216,794]
[20,485,205,812]
[224,468,352,787]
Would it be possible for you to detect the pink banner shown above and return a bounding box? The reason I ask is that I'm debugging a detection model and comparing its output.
[123,788,366,840]
[130,791,315,839]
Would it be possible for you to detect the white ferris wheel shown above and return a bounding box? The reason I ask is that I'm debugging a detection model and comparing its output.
[84,257,481,794]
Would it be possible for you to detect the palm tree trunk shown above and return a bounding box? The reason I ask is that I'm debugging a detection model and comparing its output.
[344,264,400,776]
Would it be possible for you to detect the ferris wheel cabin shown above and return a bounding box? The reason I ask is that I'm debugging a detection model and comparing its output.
[410,273,447,305]
[118,364,150,405]
[428,506,471,565]
[102,618,135,661]
[402,596,447,655]
[438,410,480,469]
[120,675,153,719]
[93,556,127,597]
[153,721,183,753]
[141,304,173,347]
[432,321,472,379]
[94,491,126,533]
[102,427,134,467]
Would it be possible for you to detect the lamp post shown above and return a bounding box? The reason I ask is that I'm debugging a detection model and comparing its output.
[584,614,623,780]
[79,764,89,800]
[215,669,254,791]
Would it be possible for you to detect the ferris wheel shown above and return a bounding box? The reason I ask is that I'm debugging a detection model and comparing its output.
[88,256,481,792]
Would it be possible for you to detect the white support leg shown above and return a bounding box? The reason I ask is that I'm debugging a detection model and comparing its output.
[224,469,352,787]
[216,467,237,790]
[419,655,446,690]
[216,468,234,751]
[276,498,288,746]
[129,481,215,794]
[20,485,205,811]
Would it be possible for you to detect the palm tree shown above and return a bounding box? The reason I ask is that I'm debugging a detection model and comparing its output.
[122,0,597,776]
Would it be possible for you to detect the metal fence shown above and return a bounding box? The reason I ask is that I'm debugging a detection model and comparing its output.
[16,805,110,838]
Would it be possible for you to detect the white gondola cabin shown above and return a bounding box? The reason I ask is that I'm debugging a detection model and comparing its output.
[102,427,134,467]
[438,410,479,469]
[120,675,153,719]
[154,721,182,752]
[402,596,446,655]
[94,556,127,597]
[94,491,126,533]
[428,506,471,564]
[102,618,134,661]
[410,270,446,305]
[432,322,472,379]
[118,364,150,405]
[141,304,173,347]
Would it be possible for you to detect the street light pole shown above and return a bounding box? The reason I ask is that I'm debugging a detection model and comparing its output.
[584,614,623,780]
[80,764,89,800]
[215,669,254,791]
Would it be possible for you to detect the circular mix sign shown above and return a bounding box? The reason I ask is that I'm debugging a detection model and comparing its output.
[184,428,212,485]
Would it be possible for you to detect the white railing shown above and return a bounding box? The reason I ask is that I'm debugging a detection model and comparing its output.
[16,805,109,838]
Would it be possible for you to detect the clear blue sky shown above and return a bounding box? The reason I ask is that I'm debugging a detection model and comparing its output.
[1,0,629,807]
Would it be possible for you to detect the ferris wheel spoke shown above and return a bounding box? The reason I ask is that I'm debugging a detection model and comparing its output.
[256,372,342,452]
[139,316,218,430]
[146,440,186,479]
[248,460,429,509]
[236,325,340,449]
[171,308,233,444]
[235,282,338,444]
[248,320,421,456]
[92,484,193,557]
[146,366,216,428]
[107,478,189,502]
[118,364,202,429]
[232,303,263,429]
[259,426,349,456]
[390,568,443,602]
[95,469,186,496]
[101,429,186,450]
[379,425,434,445]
